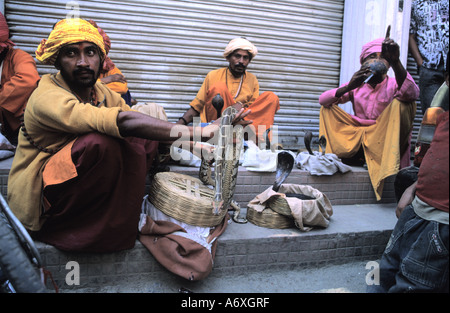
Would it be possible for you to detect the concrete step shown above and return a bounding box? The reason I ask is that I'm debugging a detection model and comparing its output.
[1,158,396,204]
[37,203,396,292]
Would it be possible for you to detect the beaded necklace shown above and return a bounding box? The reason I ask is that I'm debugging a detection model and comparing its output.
[225,68,244,100]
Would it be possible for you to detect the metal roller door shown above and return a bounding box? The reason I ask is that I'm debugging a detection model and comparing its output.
[4,0,344,149]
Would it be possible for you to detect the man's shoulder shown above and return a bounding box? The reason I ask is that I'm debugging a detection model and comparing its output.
[208,67,227,75]
[245,71,257,79]
[7,48,33,60]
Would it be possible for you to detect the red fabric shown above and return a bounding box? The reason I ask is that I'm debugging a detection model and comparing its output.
[34,133,158,252]
[0,12,15,51]
[416,111,449,212]
[139,214,228,281]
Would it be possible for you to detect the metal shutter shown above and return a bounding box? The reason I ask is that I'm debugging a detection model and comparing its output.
[4,0,344,149]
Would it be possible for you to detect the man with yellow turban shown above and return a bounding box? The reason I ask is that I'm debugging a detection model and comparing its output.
[177,37,280,144]
[319,30,419,201]
[0,12,40,145]
[7,18,249,252]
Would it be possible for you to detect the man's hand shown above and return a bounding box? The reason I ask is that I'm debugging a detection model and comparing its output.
[333,66,371,100]
[396,181,417,218]
[201,108,252,140]
[100,73,127,84]
[382,25,400,65]
[348,66,372,90]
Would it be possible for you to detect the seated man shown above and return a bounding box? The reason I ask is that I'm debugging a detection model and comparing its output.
[177,37,280,145]
[0,12,40,145]
[319,31,419,200]
[7,18,249,253]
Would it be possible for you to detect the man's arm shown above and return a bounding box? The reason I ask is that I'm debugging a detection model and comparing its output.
[177,107,200,125]
[382,26,407,89]
[408,33,423,68]
[396,181,418,218]
[118,109,251,142]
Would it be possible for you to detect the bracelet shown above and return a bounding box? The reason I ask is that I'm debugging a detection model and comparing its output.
[178,117,188,125]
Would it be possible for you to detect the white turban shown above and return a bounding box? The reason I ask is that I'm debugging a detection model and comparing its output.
[223,37,258,59]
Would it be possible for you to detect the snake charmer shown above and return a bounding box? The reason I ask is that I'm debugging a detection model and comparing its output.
[7,18,249,253]
[177,37,280,145]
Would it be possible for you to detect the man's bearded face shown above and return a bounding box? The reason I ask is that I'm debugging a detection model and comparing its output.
[56,41,102,89]
[227,49,251,77]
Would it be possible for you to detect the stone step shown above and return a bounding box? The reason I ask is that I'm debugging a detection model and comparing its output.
[147,164,396,206]
[37,203,396,292]
[1,158,396,205]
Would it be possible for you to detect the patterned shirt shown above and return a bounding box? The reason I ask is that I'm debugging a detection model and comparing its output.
[410,0,449,69]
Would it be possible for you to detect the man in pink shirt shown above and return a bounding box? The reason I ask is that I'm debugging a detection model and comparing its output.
[319,30,420,200]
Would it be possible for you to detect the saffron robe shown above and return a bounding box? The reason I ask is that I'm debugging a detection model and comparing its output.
[190,67,280,143]
[0,48,40,138]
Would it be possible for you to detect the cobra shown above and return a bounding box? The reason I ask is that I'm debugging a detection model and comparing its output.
[198,99,247,223]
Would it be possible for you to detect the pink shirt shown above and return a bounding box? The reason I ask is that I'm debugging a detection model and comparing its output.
[319,72,419,126]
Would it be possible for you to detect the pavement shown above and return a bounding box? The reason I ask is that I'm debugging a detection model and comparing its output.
[66,259,375,293]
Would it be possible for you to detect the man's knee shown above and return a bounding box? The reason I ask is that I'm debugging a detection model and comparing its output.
[72,133,123,168]
[259,91,279,102]
[391,99,417,123]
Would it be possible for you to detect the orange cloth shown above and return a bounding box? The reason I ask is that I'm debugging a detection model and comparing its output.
[99,66,128,95]
[319,99,416,200]
[42,139,77,189]
[190,68,279,142]
[0,48,40,133]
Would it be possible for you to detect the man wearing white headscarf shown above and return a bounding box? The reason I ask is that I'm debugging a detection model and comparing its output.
[178,37,280,144]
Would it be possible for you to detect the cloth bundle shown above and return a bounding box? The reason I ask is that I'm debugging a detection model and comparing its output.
[241,140,296,172]
[138,195,227,281]
[0,132,15,160]
[295,151,353,176]
[248,184,333,231]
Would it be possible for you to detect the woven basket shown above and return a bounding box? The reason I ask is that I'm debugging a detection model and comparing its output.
[247,206,295,229]
[148,172,227,227]
[267,196,293,216]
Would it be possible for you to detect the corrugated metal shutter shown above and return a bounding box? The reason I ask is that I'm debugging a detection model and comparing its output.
[406,55,424,147]
[5,0,344,149]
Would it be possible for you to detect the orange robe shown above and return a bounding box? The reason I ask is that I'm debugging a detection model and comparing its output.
[0,48,40,136]
[98,66,128,95]
[190,67,280,143]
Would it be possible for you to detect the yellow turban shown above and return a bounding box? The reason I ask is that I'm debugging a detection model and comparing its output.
[35,18,106,65]
[223,37,258,59]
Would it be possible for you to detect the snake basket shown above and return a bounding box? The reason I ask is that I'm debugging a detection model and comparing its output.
[246,207,295,229]
[267,196,293,216]
[148,172,227,227]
